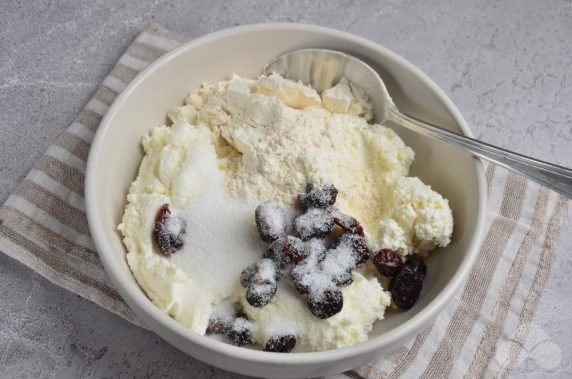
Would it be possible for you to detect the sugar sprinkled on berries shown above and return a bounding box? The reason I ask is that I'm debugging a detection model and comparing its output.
[308,287,344,319]
[263,334,297,353]
[293,207,334,241]
[332,210,365,237]
[238,183,392,325]
[153,204,187,256]
[255,201,287,243]
[240,259,278,308]
[246,283,277,308]
[206,301,236,335]
[240,262,258,288]
[333,232,371,266]
[298,183,338,209]
[320,244,357,287]
[206,318,228,335]
[227,317,253,346]
[283,235,310,263]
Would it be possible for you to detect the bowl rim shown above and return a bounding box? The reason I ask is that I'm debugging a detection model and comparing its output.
[86,22,487,367]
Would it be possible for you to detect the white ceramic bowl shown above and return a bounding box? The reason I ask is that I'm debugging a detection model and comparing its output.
[86,23,486,378]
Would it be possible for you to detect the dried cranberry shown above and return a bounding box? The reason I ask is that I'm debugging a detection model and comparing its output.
[226,317,253,346]
[333,212,365,237]
[255,201,287,243]
[308,287,343,319]
[352,238,370,265]
[332,270,353,287]
[263,334,297,353]
[240,262,257,288]
[302,238,327,262]
[402,257,427,281]
[246,281,277,308]
[241,259,278,308]
[320,243,357,286]
[290,271,309,294]
[298,183,338,209]
[240,259,277,286]
[333,233,370,266]
[293,208,335,241]
[390,258,427,310]
[153,204,186,256]
[264,238,295,276]
[373,249,403,277]
[205,318,228,335]
[283,235,309,263]
[263,238,284,261]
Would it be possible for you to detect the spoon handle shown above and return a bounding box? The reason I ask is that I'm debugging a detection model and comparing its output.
[387,109,572,198]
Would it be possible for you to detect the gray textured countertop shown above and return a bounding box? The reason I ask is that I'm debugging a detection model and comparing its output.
[1,0,570,377]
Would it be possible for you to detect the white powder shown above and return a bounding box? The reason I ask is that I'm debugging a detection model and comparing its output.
[170,128,265,298]
[256,258,277,282]
[291,246,332,294]
[321,245,357,280]
[293,208,333,240]
[255,201,287,241]
[209,300,236,325]
[190,74,417,248]
[164,216,186,237]
[230,317,253,333]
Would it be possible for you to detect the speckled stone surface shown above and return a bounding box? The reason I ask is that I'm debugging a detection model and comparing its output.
[1,0,570,377]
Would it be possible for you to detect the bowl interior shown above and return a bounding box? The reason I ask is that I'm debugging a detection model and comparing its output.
[87,24,484,377]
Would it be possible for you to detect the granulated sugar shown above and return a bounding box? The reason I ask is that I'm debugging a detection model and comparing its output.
[170,129,265,298]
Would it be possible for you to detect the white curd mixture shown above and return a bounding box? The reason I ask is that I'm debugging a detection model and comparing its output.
[118,74,453,352]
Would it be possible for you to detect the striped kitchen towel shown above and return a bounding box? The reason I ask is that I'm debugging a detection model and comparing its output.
[0,22,568,378]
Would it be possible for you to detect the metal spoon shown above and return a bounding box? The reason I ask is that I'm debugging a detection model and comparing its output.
[264,49,572,198]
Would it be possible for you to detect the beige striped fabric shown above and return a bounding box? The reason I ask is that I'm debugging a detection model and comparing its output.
[0,23,568,378]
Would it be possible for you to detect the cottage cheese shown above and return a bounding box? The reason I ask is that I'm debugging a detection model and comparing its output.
[119,73,453,352]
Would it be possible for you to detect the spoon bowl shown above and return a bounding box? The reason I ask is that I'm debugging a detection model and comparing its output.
[264,49,395,122]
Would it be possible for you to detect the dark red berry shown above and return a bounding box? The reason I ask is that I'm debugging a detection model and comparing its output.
[391,279,422,310]
[263,238,284,261]
[255,201,287,243]
[293,208,334,241]
[352,238,370,265]
[402,257,427,281]
[283,235,309,263]
[263,334,297,353]
[373,249,403,277]
[308,287,343,319]
[390,258,427,310]
[241,259,278,308]
[246,281,277,307]
[298,183,338,209]
[264,238,296,276]
[290,271,310,294]
[333,212,365,237]
[206,318,228,335]
[333,270,353,287]
[227,317,253,346]
[333,233,370,266]
[240,262,257,288]
[153,204,187,256]
[154,203,170,223]
[302,238,327,262]
[240,259,277,286]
